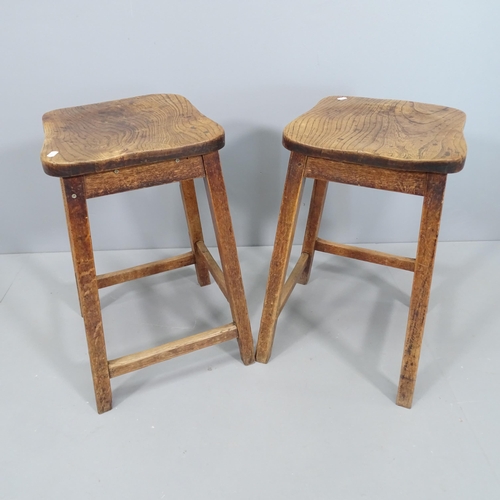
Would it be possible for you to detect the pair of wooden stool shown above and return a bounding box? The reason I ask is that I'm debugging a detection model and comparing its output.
[41,94,466,413]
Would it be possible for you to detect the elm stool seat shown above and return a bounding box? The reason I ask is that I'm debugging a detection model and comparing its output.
[41,94,254,413]
[255,96,467,408]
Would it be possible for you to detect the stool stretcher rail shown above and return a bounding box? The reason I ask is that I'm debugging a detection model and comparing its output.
[96,252,195,289]
[108,323,238,377]
[315,239,416,272]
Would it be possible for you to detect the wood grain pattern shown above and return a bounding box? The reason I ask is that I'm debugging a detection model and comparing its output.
[203,152,255,365]
[315,239,416,272]
[284,97,466,173]
[41,94,224,177]
[306,157,427,195]
[397,173,447,408]
[61,176,112,414]
[108,323,238,378]
[255,152,306,363]
[85,156,205,198]
[96,252,195,289]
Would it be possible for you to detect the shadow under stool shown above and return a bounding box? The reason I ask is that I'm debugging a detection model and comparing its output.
[255,96,467,408]
[41,94,254,413]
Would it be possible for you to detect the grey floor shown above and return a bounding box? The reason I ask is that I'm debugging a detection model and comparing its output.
[1,242,499,499]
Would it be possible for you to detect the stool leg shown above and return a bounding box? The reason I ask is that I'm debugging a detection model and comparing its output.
[179,179,211,286]
[256,152,307,363]
[61,177,112,414]
[202,152,255,365]
[299,179,329,285]
[61,178,84,317]
[396,173,447,408]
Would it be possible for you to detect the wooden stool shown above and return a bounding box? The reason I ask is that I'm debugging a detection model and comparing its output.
[255,96,466,408]
[41,94,254,413]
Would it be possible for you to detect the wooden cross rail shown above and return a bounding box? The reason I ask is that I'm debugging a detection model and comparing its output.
[96,252,195,289]
[277,241,416,314]
[315,239,416,272]
[108,323,238,377]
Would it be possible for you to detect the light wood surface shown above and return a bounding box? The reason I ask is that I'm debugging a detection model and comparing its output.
[284,96,466,173]
[315,239,416,272]
[108,323,238,378]
[96,252,195,289]
[41,94,224,177]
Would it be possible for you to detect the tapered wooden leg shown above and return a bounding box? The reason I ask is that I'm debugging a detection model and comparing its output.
[61,177,112,414]
[299,179,329,284]
[179,179,211,286]
[202,152,255,365]
[396,173,447,408]
[61,178,84,316]
[255,152,307,363]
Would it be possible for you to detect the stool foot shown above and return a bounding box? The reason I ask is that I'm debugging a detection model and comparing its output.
[396,173,447,408]
[203,152,255,365]
[256,153,307,363]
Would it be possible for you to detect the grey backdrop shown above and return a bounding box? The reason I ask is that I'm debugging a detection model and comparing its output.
[1,0,499,253]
